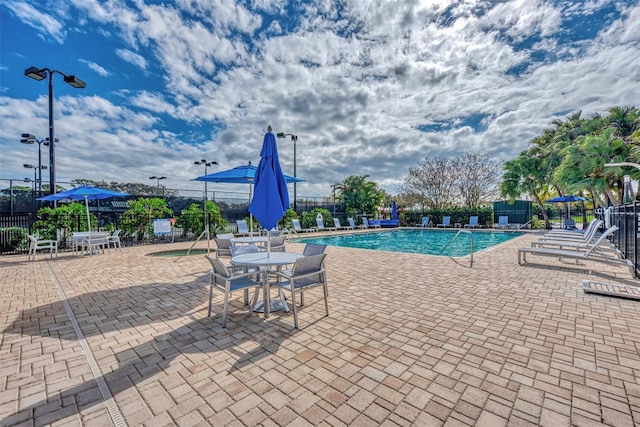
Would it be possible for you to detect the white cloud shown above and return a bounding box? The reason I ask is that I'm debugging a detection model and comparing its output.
[79,59,110,77]
[3,0,66,43]
[115,49,148,69]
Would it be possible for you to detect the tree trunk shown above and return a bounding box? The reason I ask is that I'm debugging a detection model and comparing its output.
[532,192,550,229]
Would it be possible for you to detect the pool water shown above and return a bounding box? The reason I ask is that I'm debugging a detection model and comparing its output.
[291,229,522,257]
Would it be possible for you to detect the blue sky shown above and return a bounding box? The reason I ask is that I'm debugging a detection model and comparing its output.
[1,0,639,197]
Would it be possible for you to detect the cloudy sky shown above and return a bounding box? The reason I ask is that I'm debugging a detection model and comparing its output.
[1,0,639,199]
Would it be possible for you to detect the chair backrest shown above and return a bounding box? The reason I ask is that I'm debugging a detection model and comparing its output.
[214,237,233,250]
[582,219,603,243]
[421,217,429,226]
[236,220,249,233]
[230,244,259,257]
[303,243,327,256]
[316,218,325,229]
[585,226,619,256]
[112,229,121,237]
[291,254,327,288]
[333,218,341,228]
[469,216,478,225]
[498,216,509,225]
[205,255,231,285]
[348,218,356,228]
[442,216,450,225]
[362,217,370,226]
[270,235,287,247]
[28,235,37,244]
[291,218,302,231]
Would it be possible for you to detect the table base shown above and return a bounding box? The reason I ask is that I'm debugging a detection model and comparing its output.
[252,299,288,313]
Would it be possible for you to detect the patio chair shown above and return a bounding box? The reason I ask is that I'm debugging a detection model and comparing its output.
[271,253,329,329]
[236,219,251,236]
[518,226,635,277]
[495,216,510,229]
[418,216,430,227]
[436,216,452,228]
[230,244,262,305]
[27,235,58,261]
[213,233,235,258]
[333,218,353,230]
[205,255,263,327]
[316,217,336,232]
[362,217,380,228]
[291,218,315,233]
[108,229,122,250]
[303,243,327,256]
[464,216,480,228]
[348,217,367,229]
[260,235,287,252]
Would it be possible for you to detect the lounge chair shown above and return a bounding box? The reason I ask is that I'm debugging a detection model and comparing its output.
[531,224,618,255]
[436,216,452,228]
[518,226,635,277]
[362,217,380,228]
[236,219,251,236]
[348,217,366,229]
[27,235,58,261]
[418,216,430,227]
[333,218,353,230]
[316,217,336,232]
[291,218,315,233]
[544,218,600,240]
[495,216,510,229]
[464,216,480,228]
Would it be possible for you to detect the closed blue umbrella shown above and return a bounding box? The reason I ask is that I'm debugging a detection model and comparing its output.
[38,185,130,231]
[391,201,398,220]
[249,128,290,251]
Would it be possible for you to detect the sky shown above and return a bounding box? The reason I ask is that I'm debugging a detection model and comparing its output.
[1,0,639,199]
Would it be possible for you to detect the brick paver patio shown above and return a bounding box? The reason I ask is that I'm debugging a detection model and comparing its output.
[2,230,640,426]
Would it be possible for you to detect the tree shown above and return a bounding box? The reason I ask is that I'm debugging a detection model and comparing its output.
[120,198,173,240]
[401,157,457,209]
[452,153,502,208]
[338,175,384,218]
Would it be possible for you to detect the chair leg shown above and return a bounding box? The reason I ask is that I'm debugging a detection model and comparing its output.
[323,283,329,317]
[222,292,230,328]
[291,288,299,329]
[208,279,214,317]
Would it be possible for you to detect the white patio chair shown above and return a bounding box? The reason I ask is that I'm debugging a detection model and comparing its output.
[108,229,122,250]
[27,235,58,261]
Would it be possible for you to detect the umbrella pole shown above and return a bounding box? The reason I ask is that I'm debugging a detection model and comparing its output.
[85,196,91,231]
[249,182,253,237]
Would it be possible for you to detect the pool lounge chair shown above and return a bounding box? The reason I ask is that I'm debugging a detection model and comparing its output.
[537,219,603,244]
[348,217,367,229]
[544,218,600,239]
[418,216,430,227]
[518,226,635,277]
[362,217,381,229]
[236,219,251,236]
[316,217,336,232]
[436,216,452,228]
[495,216,510,229]
[334,218,353,230]
[291,218,315,233]
[464,216,480,228]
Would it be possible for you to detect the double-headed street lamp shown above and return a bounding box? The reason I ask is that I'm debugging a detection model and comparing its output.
[149,176,167,196]
[276,132,298,212]
[194,159,218,242]
[24,66,86,196]
[21,134,54,198]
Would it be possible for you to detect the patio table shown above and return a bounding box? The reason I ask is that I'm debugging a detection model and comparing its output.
[230,236,268,245]
[231,252,303,318]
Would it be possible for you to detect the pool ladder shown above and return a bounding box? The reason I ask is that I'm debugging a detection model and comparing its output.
[439,229,474,266]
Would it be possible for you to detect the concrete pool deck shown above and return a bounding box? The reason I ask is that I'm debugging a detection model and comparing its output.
[1,231,640,426]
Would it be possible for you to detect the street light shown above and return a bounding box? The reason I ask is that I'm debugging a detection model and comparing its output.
[331,183,342,217]
[604,162,640,204]
[149,176,167,196]
[276,132,298,212]
[24,66,86,197]
[21,134,53,198]
[194,159,218,244]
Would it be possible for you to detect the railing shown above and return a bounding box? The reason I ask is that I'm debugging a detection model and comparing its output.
[438,229,474,266]
[601,203,640,278]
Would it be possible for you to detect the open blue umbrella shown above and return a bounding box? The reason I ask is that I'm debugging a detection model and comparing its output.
[249,127,290,252]
[38,185,130,231]
[546,195,586,221]
[194,163,303,234]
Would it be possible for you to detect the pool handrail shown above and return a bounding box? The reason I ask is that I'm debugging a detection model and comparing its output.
[439,229,474,266]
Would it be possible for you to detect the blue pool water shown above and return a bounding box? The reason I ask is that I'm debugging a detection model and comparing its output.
[291,229,522,257]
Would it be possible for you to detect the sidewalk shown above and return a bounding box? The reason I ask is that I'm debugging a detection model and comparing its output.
[1,232,640,426]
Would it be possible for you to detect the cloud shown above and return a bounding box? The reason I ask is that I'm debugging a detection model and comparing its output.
[79,59,110,77]
[115,49,148,70]
[3,0,66,43]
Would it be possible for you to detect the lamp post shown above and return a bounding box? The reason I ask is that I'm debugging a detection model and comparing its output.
[24,66,86,197]
[149,176,167,197]
[331,183,342,217]
[20,134,53,198]
[194,159,218,241]
[276,132,298,212]
[23,167,36,215]
[604,162,640,204]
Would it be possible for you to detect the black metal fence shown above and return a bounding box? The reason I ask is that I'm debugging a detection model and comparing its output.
[602,203,640,278]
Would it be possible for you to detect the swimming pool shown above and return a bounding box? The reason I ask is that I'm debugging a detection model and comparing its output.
[291,229,523,257]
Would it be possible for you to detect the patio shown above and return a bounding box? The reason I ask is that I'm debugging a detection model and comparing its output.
[1,232,640,426]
